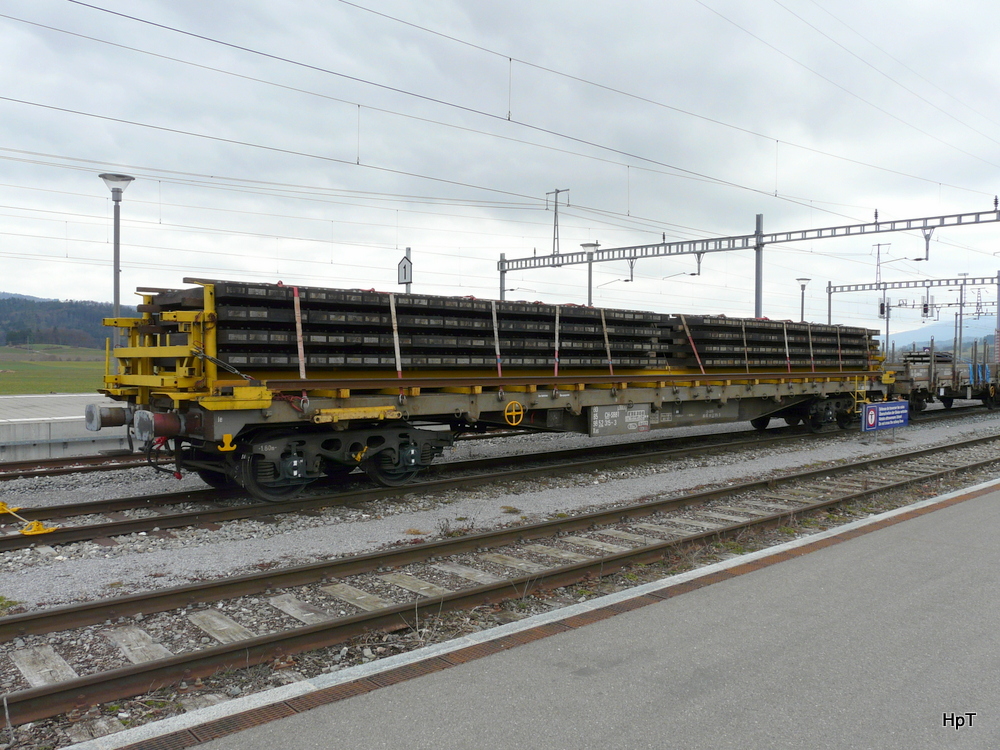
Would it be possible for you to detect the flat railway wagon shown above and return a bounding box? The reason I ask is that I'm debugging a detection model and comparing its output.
[887,343,999,411]
[85,279,883,500]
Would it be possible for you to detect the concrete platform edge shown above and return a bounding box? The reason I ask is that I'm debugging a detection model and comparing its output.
[65,474,1000,750]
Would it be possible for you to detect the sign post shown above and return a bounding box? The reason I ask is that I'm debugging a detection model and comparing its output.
[398,247,413,293]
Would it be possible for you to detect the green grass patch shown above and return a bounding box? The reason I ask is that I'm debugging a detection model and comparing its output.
[0,360,105,394]
[720,540,750,555]
[0,345,104,362]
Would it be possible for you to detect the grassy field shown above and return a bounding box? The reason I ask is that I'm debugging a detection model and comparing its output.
[0,359,106,394]
[0,344,104,362]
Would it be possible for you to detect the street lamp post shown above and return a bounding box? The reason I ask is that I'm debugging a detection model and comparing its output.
[796,277,810,322]
[581,242,600,306]
[957,272,968,360]
[99,173,135,355]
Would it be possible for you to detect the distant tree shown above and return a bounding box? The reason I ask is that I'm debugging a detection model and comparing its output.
[6,328,31,345]
[0,298,134,349]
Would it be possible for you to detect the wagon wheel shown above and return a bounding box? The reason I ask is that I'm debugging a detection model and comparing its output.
[806,413,827,433]
[783,415,801,427]
[940,397,954,410]
[750,416,770,431]
[835,410,854,429]
[363,452,420,487]
[238,454,308,502]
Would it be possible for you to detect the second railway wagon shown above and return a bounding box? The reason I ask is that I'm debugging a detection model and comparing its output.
[887,343,999,411]
[85,279,883,500]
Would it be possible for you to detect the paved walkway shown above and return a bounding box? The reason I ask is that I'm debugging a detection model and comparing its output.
[70,479,1000,749]
[0,393,128,460]
[0,393,108,422]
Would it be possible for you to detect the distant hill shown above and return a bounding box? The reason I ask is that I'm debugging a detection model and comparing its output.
[891,315,997,352]
[0,292,58,301]
[0,297,137,348]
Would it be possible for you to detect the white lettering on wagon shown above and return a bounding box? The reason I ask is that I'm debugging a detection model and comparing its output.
[589,404,651,436]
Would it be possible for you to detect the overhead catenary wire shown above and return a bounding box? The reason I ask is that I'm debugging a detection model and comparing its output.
[769,0,1000,149]
[0,3,992,258]
[0,143,735,242]
[805,0,1000,133]
[37,4,995,199]
[1,3,997,327]
[693,0,1000,170]
[333,0,1000,185]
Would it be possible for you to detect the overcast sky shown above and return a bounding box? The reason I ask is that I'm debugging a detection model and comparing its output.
[3,0,1000,334]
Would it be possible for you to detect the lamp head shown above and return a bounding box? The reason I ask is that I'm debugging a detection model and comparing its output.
[99,173,135,195]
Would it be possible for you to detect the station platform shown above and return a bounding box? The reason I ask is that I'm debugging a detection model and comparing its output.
[69,478,1000,749]
[0,394,129,462]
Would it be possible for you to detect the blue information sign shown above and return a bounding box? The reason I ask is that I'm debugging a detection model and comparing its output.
[862,402,909,432]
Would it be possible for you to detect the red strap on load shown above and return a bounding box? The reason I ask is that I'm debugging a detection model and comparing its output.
[600,309,614,376]
[491,300,503,378]
[292,286,307,381]
[782,322,792,373]
[807,323,816,372]
[553,307,561,377]
[388,294,404,395]
[679,315,706,375]
[741,321,750,374]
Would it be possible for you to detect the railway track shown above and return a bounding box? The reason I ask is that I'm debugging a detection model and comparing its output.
[0,424,862,552]
[0,405,981,554]
[0,410,984,553]
[0,403,980,485]
[3,431,1000,731]
[0,429,534,483]
[0,453,145,481]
